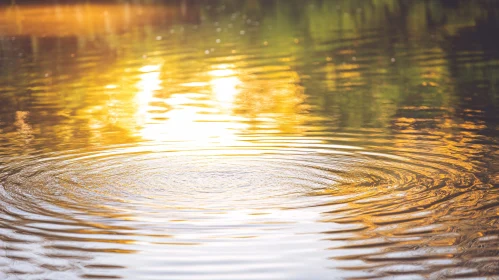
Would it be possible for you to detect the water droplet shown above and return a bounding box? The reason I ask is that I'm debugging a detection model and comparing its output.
[156,36,162,40]
[170,29,175,34]
[352,56,356,61]
[205,50,210,55]
[240,30,245,35]
[391,57,396,62]
[216,28,222,32]
[216,39,221,44]
[294,38,300,44]
[263,41,268,46]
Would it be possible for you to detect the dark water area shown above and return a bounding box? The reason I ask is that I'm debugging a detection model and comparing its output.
[0,1,498,279]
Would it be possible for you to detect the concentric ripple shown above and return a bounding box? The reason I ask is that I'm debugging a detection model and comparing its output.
[1,136,498,280]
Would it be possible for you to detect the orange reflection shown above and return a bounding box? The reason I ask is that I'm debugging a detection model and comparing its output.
[135,62,310,141]
[138,64,247,145]
[0,4,187,37]
[234,68,309,133]
[0,3,314,148]
[14,111,34,144]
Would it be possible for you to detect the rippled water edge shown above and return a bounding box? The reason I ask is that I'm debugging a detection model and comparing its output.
[0,133,498,279]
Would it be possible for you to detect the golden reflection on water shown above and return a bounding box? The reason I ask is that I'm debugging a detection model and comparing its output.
[0,4,179,37]
[14,111,34,145]
[1,3,312,145]
[135,63,247,144]
[0,1,498,279]
[79,57,308,145]
[135,64,162,129]
[209,65,241,107]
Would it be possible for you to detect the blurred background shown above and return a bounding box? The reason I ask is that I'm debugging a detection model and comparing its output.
[0,0,497,150]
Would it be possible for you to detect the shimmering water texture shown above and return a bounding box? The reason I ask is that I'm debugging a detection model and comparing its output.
[0,1,499,279]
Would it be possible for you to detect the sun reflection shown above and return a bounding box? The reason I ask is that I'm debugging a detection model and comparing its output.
[135,64,162,127]
[137,64,246,145]
[209,65,241,108]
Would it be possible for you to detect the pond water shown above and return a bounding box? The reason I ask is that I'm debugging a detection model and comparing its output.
[0,1,498,279]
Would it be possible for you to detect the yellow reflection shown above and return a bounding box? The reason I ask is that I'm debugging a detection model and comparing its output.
[234,68,309,133]
[137,64,246,145]
[139,65,161,73]
[133,62,309,143]
[209,65,241,108]
[14,111,34,144]
[136,64,162,127]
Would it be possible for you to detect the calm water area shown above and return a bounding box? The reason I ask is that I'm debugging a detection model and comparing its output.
[0,0,498,279]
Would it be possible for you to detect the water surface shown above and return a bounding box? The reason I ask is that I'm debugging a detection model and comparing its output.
[0,1,498,279]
